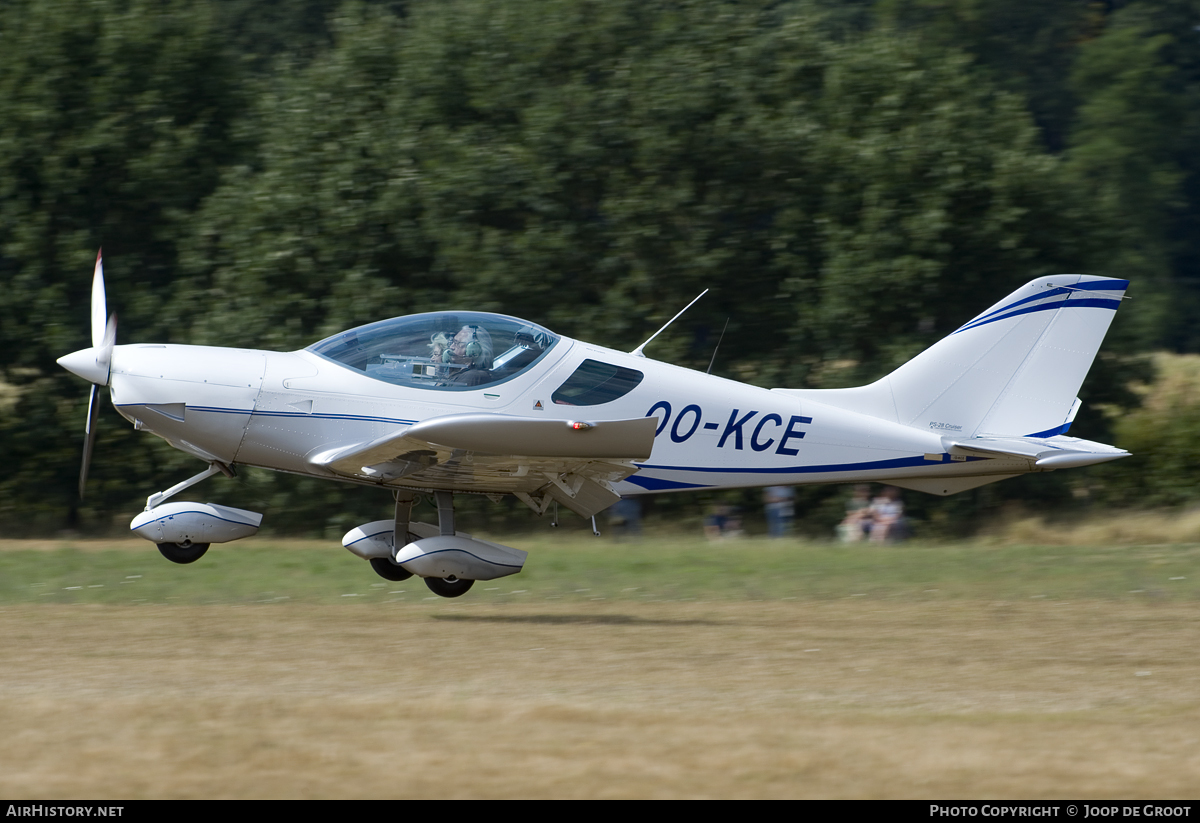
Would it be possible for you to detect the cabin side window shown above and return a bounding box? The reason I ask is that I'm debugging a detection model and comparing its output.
[551,360,644,406]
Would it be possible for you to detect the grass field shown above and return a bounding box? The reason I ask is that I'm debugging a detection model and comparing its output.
[1,534,1198,798]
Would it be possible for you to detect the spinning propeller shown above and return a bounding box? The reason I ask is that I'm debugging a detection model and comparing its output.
[56,252,117,498]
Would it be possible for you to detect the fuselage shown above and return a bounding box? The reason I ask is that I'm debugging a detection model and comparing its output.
[104,318,1026,496]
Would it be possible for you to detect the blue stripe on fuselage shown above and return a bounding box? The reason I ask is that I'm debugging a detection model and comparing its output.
[634,453,989,478]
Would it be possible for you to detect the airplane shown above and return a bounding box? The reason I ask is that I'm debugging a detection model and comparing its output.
[58,253,1131,597]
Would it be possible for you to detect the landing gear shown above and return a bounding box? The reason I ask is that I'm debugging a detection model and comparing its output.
[420,490,475,597]
[366,490,484,597]
[424,576,474,598]
[369,557,413,581]
[156,541,210,564]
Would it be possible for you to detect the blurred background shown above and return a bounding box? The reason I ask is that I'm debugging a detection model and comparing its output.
[4,0,1200,539]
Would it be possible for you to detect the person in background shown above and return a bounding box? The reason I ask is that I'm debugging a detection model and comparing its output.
[838,484,873,543]
[763,485,795,538]
[704,502,743,540]
[704,502,729,540]
[608,497,642,541]
[869,486,907,543]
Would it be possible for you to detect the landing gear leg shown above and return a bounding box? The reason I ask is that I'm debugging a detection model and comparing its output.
[393,490,415,553]
[434,490,455,536]
[369,490,414,582]
[423,490,474,597]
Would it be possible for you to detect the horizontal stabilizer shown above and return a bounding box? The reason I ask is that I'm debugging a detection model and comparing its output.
[887,435,1128,496]
[946,434,1130,468]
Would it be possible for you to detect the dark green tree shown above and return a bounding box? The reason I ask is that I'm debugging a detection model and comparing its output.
[179,0,1128,532]
[0,0,247,528]
[1067,0,1200,351]
[0,0,1150,534]
[875,0,1104,151]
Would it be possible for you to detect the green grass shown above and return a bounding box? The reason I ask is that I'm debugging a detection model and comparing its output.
[2,534,1198,605]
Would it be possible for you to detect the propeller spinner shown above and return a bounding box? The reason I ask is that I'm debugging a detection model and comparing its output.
[56,251,117,498]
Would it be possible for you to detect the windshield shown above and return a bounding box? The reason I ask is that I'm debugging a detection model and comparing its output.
[308,311,560,391]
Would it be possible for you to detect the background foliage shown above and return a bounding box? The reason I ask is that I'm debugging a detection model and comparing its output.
[3,0,1198,536]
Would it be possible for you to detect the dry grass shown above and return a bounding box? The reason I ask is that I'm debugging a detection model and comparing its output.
[984,508,1200,546]
[1,599,1198,798]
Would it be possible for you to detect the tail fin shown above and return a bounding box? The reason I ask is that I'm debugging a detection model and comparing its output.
[777,275,1129,439]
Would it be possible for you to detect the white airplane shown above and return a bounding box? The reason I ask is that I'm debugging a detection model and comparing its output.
[58,253,1131,597]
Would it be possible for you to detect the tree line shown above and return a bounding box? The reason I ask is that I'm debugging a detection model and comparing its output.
[3,0,1198,535]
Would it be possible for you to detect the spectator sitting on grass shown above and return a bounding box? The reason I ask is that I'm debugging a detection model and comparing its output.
[869,486,908,543]
[838,484,873,543]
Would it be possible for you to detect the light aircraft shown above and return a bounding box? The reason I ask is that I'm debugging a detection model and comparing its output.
[58,253,1131,597]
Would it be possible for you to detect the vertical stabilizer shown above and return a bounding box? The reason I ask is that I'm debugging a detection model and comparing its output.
[776,275,1128,439]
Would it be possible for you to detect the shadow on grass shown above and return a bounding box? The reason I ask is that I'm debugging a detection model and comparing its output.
[430,614,722,626]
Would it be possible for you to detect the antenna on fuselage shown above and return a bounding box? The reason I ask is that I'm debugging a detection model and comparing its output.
[630,289,709,358]
[706,317,730,375]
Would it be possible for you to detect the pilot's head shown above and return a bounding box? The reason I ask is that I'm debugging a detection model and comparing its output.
[449,324,492,367]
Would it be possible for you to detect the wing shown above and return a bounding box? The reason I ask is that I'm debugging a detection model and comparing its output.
[309,413,657,518]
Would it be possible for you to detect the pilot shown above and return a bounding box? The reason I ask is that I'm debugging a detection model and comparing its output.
[446,324,493,385]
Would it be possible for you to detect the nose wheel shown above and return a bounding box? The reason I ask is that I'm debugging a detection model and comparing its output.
[157,541,210,564]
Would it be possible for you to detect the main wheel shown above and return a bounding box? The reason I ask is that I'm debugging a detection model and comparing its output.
[369,557,413,581]
[424,576,474,598]
[156,541,210,564]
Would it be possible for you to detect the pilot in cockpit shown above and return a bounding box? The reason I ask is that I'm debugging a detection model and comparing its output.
[444,324,493,385]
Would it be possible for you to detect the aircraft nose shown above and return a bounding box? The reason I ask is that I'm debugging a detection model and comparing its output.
[57,347,110,385]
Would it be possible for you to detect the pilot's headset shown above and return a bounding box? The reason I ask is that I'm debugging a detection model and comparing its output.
[463,325,483,360]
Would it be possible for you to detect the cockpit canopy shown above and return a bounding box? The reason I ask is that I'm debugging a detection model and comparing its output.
[307,311,560,391]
